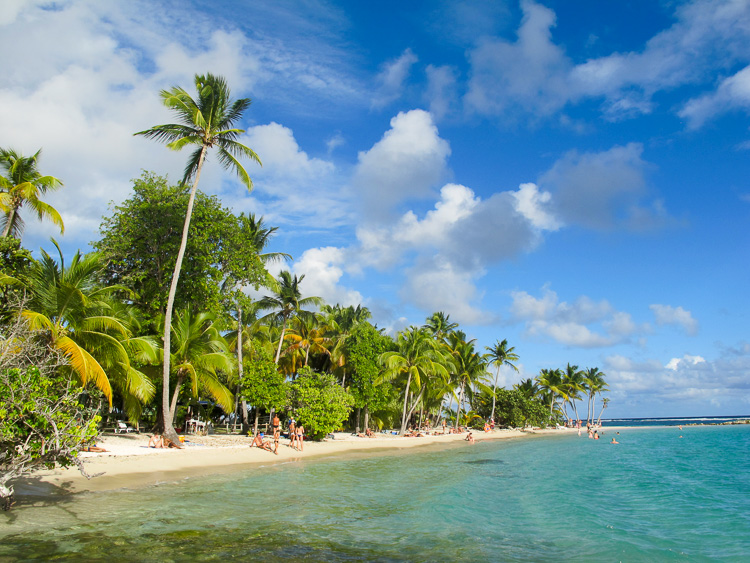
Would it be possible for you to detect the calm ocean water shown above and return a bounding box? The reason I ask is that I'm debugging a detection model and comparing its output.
[2,424,750,562]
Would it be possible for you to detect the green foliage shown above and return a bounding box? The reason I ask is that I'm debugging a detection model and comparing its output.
[291,366,354,440]
[473,388,548,428]
[0,237,32,324]
[0,322,101,511]
[240,344,289,413]
[345,322,393,412]
[93,172,266,322]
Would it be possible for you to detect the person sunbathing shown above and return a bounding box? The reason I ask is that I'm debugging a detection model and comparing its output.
[149,434,180,448]
[80,445,108,452]
[251,433,275,453]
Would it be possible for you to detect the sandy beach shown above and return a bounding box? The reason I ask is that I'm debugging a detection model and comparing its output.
[15,427,576,498]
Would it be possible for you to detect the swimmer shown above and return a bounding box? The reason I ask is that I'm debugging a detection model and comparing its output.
[610,437,618,444]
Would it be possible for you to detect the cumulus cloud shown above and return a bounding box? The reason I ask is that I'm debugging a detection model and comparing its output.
[291,247,363,308]
[538,143,673,231]
[353,109,451,221]
[510,286,643,347]
[371,49,419,108]
[650,304,699,336]
[400,256,493,325]
[235,122,348,227]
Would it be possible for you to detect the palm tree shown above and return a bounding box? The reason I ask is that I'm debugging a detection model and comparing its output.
[321,304,372,386]
[284,313,331,367]
[0,148,64,239]
[257,271,323,365]
[135,73,261,441]
[424,311,458,342]
[445,332,489,429]
[562,363,585,423]
[536,368,566,420]
[157,309,234,420]
[514,378,540,400]
[379,326,449,435]
[16,242,156,411]
[596,397,610,425]
[583,367,609,425]
[485,339,520,423]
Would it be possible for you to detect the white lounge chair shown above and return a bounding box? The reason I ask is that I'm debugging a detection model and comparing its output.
[115,421,134,433]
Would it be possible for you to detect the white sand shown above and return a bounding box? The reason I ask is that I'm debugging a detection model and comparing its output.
[20,427,576,495]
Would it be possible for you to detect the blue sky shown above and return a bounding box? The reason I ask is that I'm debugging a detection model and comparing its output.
[2,0,749,418]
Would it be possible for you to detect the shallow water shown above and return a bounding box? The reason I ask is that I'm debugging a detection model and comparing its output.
[2,425,749,562]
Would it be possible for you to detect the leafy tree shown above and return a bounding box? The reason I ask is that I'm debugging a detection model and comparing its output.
[135,72,261,443]
[0,315,100,511]
[473,388,548,429]
[94,172,266,321]
[445,332,489,429]
[345,322,394,430]
[290,366,354,440]
[239,343,289,435]
[485,339,519,424]
[0,148,64,240]
[0,237,32,324]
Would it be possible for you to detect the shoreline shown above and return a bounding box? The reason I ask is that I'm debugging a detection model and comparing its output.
[12,427,577,501]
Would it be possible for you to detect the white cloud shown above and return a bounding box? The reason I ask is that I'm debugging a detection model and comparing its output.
[538,143,672,231]
[400,257,493,325]
[464,0,750,125]
[510,286,643,348]
[511,182,560,231]
[292,247,363,307]
[371,48,418,108]
[650,304,699,336]
[353,109,451,221]
[680,65,750,129]
[425,64,459,120]
[665,354,706,371]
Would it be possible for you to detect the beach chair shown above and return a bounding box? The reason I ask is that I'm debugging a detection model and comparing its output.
[115,421,134,433]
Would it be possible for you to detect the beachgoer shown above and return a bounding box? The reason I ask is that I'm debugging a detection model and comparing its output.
[610,437,618,444]
[289,419,297,449]
[366,427,374,437]
[251,433,274,452]
[465,432,475,444]
[149,434,165,448]
[442,419,447,434]
[81,445,108,452]
[296,423,304,451]
[490,419,495,431]
[272,414,281,454]
[594,431,600,440]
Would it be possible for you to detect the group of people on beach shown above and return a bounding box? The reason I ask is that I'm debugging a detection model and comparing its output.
[251,415,304,455]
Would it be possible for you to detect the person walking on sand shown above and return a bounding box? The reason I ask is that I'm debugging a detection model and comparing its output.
[272,414,281,454]
[289,418,297,449]
[296,423,304,452]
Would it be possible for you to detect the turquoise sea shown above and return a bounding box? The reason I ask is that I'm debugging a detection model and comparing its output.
[2,424,750,562]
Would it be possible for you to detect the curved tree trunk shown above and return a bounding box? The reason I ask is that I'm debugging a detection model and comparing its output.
[490,365,500,422]
[161,145,208,445]
[1,205,19,238]
[236,301,247,432]
[399,372,413,435]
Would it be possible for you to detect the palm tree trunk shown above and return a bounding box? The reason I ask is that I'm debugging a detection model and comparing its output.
[456,382,466,428]
[161,144,208,444]
[399,372,413,435]
[253,406,260,436]
[274,317,287,364]
[236,302,246,432]
[490,365,500,422]
[169,374,184,422]
[1,205,19,238]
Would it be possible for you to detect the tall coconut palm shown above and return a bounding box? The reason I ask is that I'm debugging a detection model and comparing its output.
[15,241,156,411]
[584,367,609,424]
[445,332,488,429]
[536,368,566,420]
[379,326,449,435]
[424,311,458,342]
[321,304,372,386]
[156,309,234,420]
[284,313,331,367]
[562,363,585,422]
[0,148,64,239]
[485,339,520,423]
[257,270,323,365]
[135,73,261,441]
[596,397,610,425]
[514,378,540,400]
